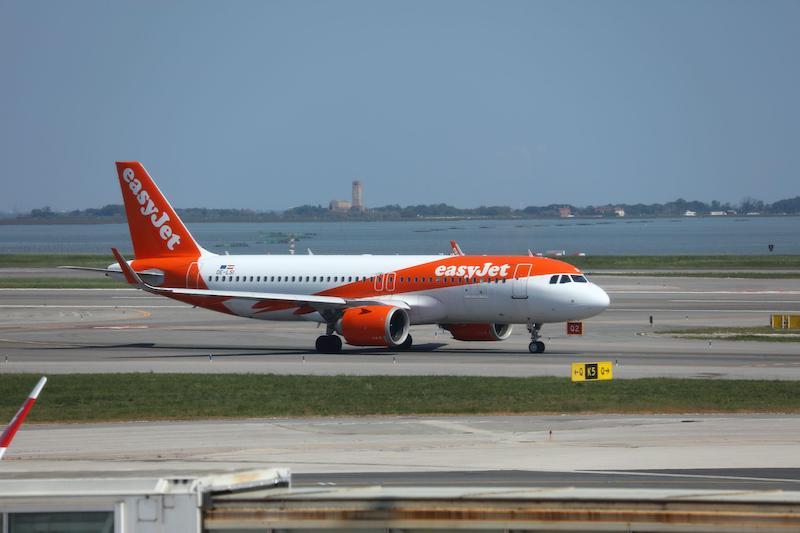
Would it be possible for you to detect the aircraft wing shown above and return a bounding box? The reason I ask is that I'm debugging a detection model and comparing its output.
[110,249,409,311]
[1,376,47,460]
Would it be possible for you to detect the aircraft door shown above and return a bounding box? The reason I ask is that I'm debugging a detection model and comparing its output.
[385,272,396,292]
[511,263,532,299]
[375,273,396,292]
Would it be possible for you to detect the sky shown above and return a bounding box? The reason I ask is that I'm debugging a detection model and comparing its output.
[1,0,798,212]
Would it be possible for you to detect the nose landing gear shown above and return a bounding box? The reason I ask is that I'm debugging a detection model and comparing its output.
[527,322,545,354]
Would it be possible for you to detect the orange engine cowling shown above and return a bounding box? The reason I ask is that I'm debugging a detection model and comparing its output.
[442,323,513,341]
[337,306,410,347]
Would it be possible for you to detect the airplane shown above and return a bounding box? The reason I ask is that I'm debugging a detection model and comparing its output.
[66,162,610,354]
[1,376,47,460]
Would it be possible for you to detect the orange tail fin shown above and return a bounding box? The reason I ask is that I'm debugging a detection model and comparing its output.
[115,162,202,259]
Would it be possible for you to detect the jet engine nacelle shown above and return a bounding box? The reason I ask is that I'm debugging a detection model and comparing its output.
[337,306,410,347]
[442,323,513,341]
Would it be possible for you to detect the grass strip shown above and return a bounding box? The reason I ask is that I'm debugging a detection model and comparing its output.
[591,271,800,279]
[0,277,127,289]
[1,374,798,424]
[657,326,800,342]
[2,254,800,270]
[0,254,115,268]
[564,255,800,269]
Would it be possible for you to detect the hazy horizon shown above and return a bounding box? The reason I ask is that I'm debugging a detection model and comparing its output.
[2,1,798,212]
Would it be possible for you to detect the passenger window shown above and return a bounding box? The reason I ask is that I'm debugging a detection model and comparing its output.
[214,276,218,282]
[560,275,572,284]
[291,276,296,282]
[572,275,588,283]
[271,276,275,282]
[334,276,338,282]
[550,275,559,284]
[250,276,254,282]
[256,276,260,282]
[348,276,353,282]
[305,276,309,282]
[235,276,240,282]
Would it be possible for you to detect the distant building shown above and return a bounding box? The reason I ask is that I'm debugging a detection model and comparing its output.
[329,200,351,212]
[352,180,364,212]
[558,207,572,218]
[709,211,727,216]
[614,208,625,217]
[684,210,697,217]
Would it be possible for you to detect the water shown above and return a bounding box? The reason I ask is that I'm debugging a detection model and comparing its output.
[0,217,797,255]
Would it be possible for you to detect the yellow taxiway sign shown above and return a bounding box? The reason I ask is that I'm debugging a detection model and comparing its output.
[571,361,613,382]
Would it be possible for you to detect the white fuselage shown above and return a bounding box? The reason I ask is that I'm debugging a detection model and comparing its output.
[175,253,610,326]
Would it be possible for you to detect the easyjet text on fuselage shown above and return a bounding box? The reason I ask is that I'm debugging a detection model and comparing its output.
[434,262,511,278]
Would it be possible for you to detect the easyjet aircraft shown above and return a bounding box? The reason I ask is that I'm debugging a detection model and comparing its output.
[70,162,610,354]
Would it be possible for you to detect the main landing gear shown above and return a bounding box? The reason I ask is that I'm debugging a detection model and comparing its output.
[527,322,545,354]
[316,313,343,354]
[315,334,342,354]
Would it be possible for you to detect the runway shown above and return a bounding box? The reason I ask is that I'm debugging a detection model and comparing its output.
[1,276,798,378]
[2,276,799,492]
[2,413,799,491]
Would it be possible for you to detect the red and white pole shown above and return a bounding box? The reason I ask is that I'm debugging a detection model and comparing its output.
[0,376,47,460]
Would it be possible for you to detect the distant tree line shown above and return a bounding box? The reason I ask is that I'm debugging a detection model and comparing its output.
[3,196,799,224]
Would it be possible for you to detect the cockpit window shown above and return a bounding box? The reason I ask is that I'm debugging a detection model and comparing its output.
[549,275,559,284]
[559,275,572,284]
[571,275,588,283]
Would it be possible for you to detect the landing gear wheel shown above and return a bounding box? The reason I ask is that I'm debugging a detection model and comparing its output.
[398,334,413,350]
[528,341,546,354]
[526,322,545,354]
[330,335,342,353]
[315,334,342,354]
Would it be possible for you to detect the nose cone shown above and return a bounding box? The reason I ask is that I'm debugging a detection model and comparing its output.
[582,284,611,317]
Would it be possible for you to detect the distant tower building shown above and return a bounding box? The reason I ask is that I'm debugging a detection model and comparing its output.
[352,180,364,212]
